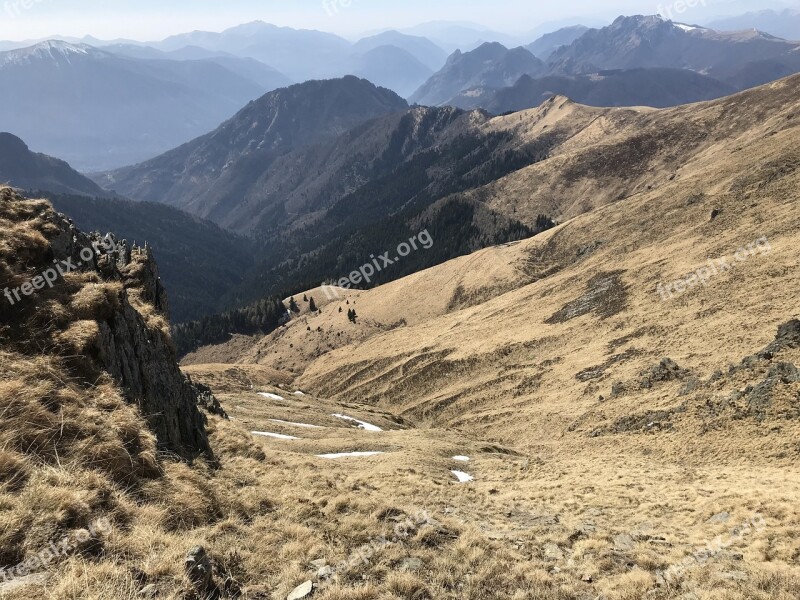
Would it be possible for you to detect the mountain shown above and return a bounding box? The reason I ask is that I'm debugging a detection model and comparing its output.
[156,21,351,81]
[526,25,589,60]
[352,31,448,70]
[0,132,107,196]
[410,42,546,106]
[95,77,409,223]
[42,193,257,323]
[548,15,800,89]
[706,9,800,41]
[344,45,433,97]
[0,41,278,170]
[450,68,737,111]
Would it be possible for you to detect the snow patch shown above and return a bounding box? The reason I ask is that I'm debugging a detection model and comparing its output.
[294,390,306,396]
[451,470,475,483]
[269,419,323,429]
[252,431,300,440]
[332,414,383,432]
[674,23,700,32]
[317,451,384,459]
[258,392,285,401]
[452,456,470,462]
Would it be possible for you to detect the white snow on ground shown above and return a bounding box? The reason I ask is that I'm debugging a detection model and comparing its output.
[294,391,305,396]
[674,23,700,31]
[332,413,383,432]
[258,392,285,401]
[317,451,384,459]
[452,456,470,462]
[252,431,300,440]
[269,419,323,429]
[451,470,475,483]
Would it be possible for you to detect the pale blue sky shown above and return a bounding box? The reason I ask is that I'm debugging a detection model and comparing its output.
[0,0,795,41]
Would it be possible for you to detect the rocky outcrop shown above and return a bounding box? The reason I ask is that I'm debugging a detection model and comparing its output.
[0,189,212,459]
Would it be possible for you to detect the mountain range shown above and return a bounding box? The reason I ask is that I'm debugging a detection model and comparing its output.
[547,15,800,89]
[409,15,800,111]
[706,9,800,41]
[410,42,545,106]
[0,41,279,170]
[449,68,738,112]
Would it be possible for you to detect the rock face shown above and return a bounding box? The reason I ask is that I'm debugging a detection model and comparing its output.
[0,189,211,459]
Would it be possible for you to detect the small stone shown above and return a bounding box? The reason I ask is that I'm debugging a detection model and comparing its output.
[581,574,594,583]
[184,546,214,592]
[317,566,334,579]
[399,557,424,572]
[138,584,158,598]
[544,544,564,560]
[287,580,314,600]
[708,512,730,524]
[309,559,327,569]
[614,534,636,552]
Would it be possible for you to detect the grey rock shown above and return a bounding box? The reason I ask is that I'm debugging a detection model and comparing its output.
[138,584,158,598]
[544,544,564,560]
[613,534,636,551]
[184,546,214,592]
[708,512,730,524]
[287,580,314,600]
[317,566,334,579]
[309,559,327,569]
[399,557,424,572]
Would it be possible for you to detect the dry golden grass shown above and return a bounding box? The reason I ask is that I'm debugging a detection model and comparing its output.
[4,79,800,599]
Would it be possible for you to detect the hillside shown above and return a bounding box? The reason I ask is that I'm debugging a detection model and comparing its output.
[43,193,257,323]
[2,73,800,600]
[174,75,800,598]
[0,133,107,197]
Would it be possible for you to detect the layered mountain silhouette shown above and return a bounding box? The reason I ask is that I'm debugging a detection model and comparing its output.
[525,25,589,60]
[411,15,800,111]
[0,41,282,170]
[450,68,737,111]
[410,42,545,106]
[547,15,800,88]
[707,9,800,41]
[0,132,106,196]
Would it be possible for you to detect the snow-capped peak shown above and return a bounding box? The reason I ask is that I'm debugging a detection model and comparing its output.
[0,40,103,67]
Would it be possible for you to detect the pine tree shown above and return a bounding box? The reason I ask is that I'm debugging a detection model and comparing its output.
[309,296,317,312]
[289,297,299,313]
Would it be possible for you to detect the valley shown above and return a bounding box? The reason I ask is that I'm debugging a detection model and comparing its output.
[1,6,799,600]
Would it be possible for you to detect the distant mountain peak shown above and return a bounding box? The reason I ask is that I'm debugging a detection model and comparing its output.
[0,40,107,66]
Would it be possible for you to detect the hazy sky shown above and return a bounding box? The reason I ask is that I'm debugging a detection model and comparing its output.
[0,0,795,41]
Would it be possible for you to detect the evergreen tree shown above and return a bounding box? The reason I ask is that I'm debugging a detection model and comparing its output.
[309,296,317,312]
[289,297,300,313]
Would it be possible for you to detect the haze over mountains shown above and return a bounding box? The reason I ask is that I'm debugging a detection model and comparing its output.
[4,13,800,172]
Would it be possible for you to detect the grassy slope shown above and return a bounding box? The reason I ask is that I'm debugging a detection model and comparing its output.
[4,78,800,600]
